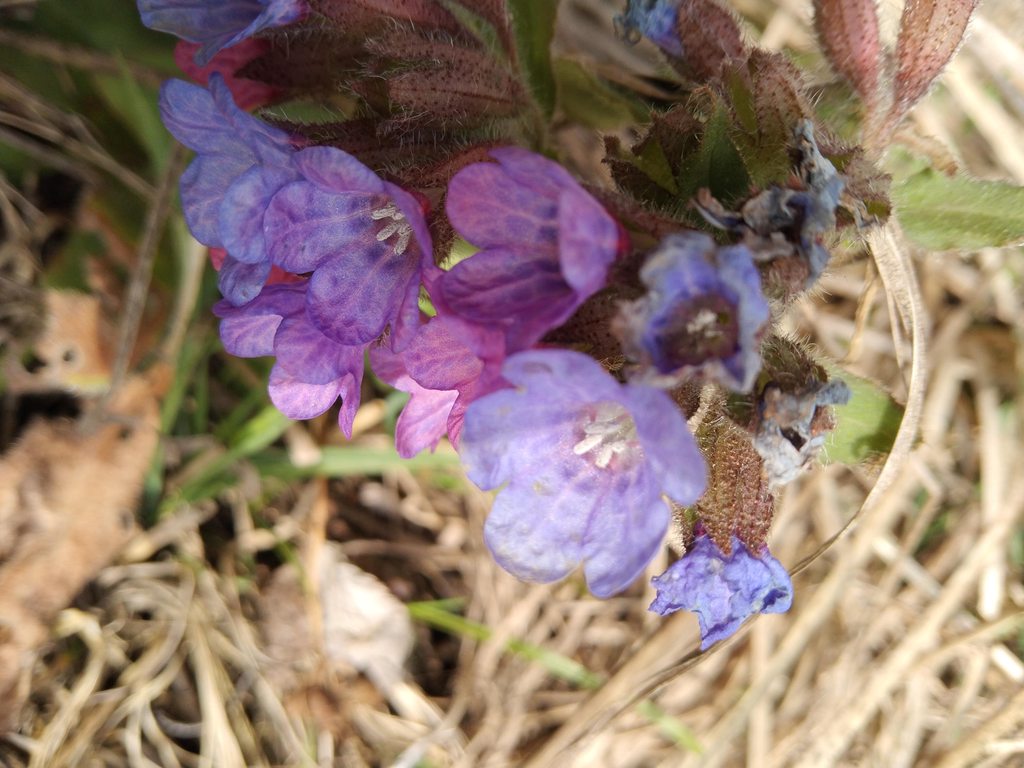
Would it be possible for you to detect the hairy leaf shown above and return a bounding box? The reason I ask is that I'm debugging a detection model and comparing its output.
[695,418,775,554]
[442,0,514,55]
[823,366,903,465]
[894,169,1024,250]
[554,57,647,129]
[310,0,464,34]
[508,0,558,116]
[726,52,811,186]
[671,0,747,82]
[893,0,979,120]
[813,0,882,106]
[675,100,749,206]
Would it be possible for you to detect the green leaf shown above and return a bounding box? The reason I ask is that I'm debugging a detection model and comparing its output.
[8,0,176,71]
[508,0,558,116]
[634,137,681,196]
[258,99,351,125]
[824,365,904,465]
[229,406,291,456]
[676,101,750,206]
[93,61,170,175]
[553,57,647,129]
[43,231,101,290]
[437,0,504,57]
[722,53,807,187]
[636,701,704,754]
[893,168,1024,250]
[250,445,461,480]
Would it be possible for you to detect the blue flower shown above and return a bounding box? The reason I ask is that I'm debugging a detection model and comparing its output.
[159,75,296,304]
[459,349,706,597]
[650,534,793,649]
[138,0,305,66]
[617,232,770,392]
[615,0,683,56]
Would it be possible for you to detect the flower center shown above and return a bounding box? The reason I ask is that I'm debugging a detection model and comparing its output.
[572,401,641,470]
[654,294,739,373]
[371,201,412,255]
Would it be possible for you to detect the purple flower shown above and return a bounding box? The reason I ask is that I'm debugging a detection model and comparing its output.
[439,148,620,351]
[263,146,432,349]
[459,349,706,597]
[650,534,793,649]
[161,77,433,340]
[371,352,459,459]
[370,315,507,457]
[159,75,296,304]
[214,282,365,437]
[615,0,683,56]
[138,0,305,66]
[617,232,770,392]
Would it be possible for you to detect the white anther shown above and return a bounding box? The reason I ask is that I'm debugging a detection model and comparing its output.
[687,308,719,335]
[572,402,640,470]
[371,201,413,256]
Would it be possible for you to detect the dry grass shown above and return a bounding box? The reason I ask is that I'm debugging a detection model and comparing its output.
[2,1,1024,767]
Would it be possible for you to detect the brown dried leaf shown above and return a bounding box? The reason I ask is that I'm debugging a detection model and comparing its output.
[4,290,113,395]
[893,0,980,120]
[813,0,882,105]
[260,545,412,695]
[0,372,163,729]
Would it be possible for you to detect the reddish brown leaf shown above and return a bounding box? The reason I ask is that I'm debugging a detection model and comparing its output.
[364,27,482,64]
[309,0,464,36]
[893,0,980,118]
[813,0,882,105]
[267,118,482,173]
[238,27,363,92]
[670,0,748,82]
[694,418,775,554]
[387,52,526,124]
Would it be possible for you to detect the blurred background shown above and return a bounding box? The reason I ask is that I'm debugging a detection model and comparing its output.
[1,0,1023,766]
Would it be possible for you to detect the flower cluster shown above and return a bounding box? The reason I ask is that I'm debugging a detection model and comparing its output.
[141,0,865,650]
